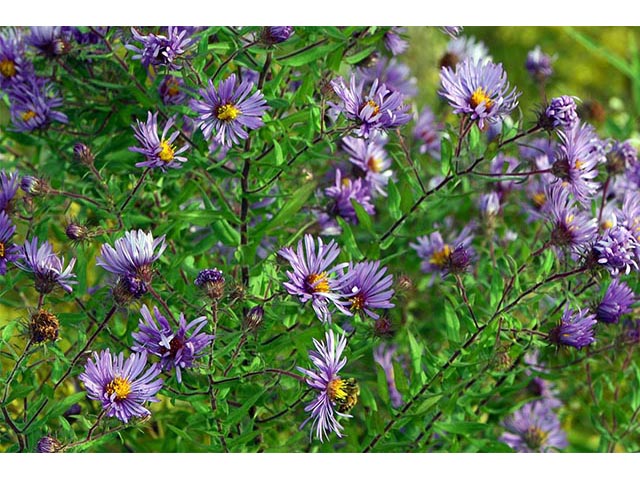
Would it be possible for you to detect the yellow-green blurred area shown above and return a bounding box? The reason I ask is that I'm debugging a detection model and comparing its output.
[406,26,640,137]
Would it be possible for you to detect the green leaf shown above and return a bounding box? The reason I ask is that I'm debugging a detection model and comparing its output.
[440,137,453,175]
[226,390,263,427]
[444,301,460,343]
[435,421,487,435]
[2,320,17,343]
[387,180,401,220]
[345,46,377,64]
[277,42,340,67]
[352,199,373,233]
[261,181,317,234]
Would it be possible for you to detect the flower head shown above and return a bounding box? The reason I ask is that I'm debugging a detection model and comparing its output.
[342,134,392,197]
[297,331,358,442]
[190,73,268,147]
[26,27,71,57]
[126,27,194,70]
[129,111,188,170]
[440,36,491,69]
[606,140,637,176]
[158,75,187,105]
[324,168,376,224]
[549,307,597,349]
[545,183,597,253]
[0,169,20,213]
[542,96,579,131]
[593,225,640,276]
[262,26,294,44]
[16,237,76,293]
[79,349,163,423]
[596,278,635,324]
[384,27,408,55]
[356,57,417,98]
[36,436,62,453]
[6,76,68,132]
[29,309,59,343]
[440,26,463,38]
[0,28,33,89]
[500,401,567,452]
[0,211,19,274]
[194,268,225,300]
[525,46,554,83]
[341,260,394,320]
[278,234,351,323]
[439,58,520,130]
[132,305,213,383]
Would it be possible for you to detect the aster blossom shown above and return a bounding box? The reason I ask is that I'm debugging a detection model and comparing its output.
[16,237,76,293]
[126,27,194,70]
[525,46,554,82]
[439,58,520,130]
[545,183,597,253]
[297,331,358,442]
[158,75,187,105]
[6,76,68,132]
[330,75,410,137]
[262,26,294,44]
[596,278,635,324]
[26,26,71,57]
[384,27,408,55]
[190,73,268,147]
[0,169,20,212]
[79,349,163,423]
[129,111,188,170]
[0,211,19,274]
[499,401,567,452]
[0,28,33,89]
[340,260,394,320]
[342,134,392,197]
[549,307,597,349]
[356,57,418,98]
[593,225,640,276]
[278,234,351,323]
[324,168,376,224]
[440,36,491,69]
[132,305,213,383]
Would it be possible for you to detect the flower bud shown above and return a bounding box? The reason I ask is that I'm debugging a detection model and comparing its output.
[36,436,62,453]
[29,309,59,343]
[73,143,95,165]
[194,268,225,300]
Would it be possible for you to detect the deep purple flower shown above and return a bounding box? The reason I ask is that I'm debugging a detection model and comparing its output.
[79,349,163,423]
[263,26,294,44]
[549,307,597,349]
[373,343,403,408]
[278,234,352,323]
[384,27,408,56]
[126,27,193,70]
[129,111,188,170]
[0,211,19,274]
[356,57,417,97]
[16,237,76,294]
[6,76,68,132]
[593,225,640,276]
[341,260,394,320]
[20,175,48,196]
[342,134,392,197]
[297,331,357,442]
[324,168,375,224]
[36,436,62,453]
[545,183,597,253]
[526,46,554,82]
[0,169,20,212]
[439,58,520,130]
[440,26,464,38]
[96,230,166,294]
[190,73,268,147]
[551,122,601,205]
[158,75,187,105]
[596,278,635,324]
[0,28,33,89]
[194,268,226,300]
[542,96,578,130]
[132,305,213,383]
[413,106,443,158]
[26,27,71,57]
[331,75,410,137]
[499,401,567,452]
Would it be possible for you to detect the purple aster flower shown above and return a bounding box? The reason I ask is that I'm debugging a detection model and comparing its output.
[262,26,294,44]
[356,57,417,97]
[96,230,166,296]
[158,75,187,105]
[16,237,76,293]
[413,106,443,158]
[549,307,597,349]
[26,26,71,57]
[0,169,20,212]
[593,225,640,276]
[619,190,640,241]
[479,191,500,220]
[341,260,394,320]
[342,134,392,197]
[526,46,554,83]
[606,140,637,176]
[499,401,567,452]
[79,349,163,423]
[0,211,19,274]
[440,26,464,38]
[324,168,376,224]
[190,73,268,148]
[36,436,62,453]
[278,234,352,323]
[373,343,403,408]
[439,58,520,130]
[545,183,597,253]
[541,96,579,131]
[410,224,475,283]
[330,75,410,137]
[0,28,33,89]
[596,278,635,324]
[126,27,193,70]
[440,36,491,69]
[129,111,188,170]
[384,27,408,56]
[550,122,602,205]
[132,305,213,383]
[194,267,225,299]
[297,330,358,442]
[6,76,68,132]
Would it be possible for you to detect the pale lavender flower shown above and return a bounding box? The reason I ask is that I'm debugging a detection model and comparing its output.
[26,26,71,57]
[341,260,394,320]
[549,307,597,349]
[132,305,213,383]
[441,26,463,38]
[342,134,392,197]
[526,46,554,83]
[79,349,163,423]
[6,76,68,132]
[0,169,20,212]
[129,111,188,170]
[158,75,187,105]
[190,73,268,147]
[384,27,408,56]
[500,401,567,452]
[542,96,579,130]
[278,234,352,323]
[545,183,597,253]
[593,225,640,276]
[297,331,357,442]
[16,237,76,293]
[324,168,375,224]
[126,27,194,70]
[596,278,635,324]
[356,57,417,97]
[373,343,403,408]
[439,58,520,130]
[441,36,491,69]
[0,211,19,274]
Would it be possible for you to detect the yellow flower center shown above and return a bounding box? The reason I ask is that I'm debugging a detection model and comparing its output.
[165,78,180,97]
[0,58,17,78]
[0,242,5,259]
[602,219,613,230]
[470,87,493,110]
[362,99,380,116]
[575,159,584,170]
[350,293,365,311]
[216,103,241,122]
[532,193,546,208]
[327,378,348,402]
[430,244,452,267]
[367,156,383,173]
[21,110,37,122]
[159,140,175,162]
[105,376,132,401]
[524,426,548,450]
[307,272,330,293]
